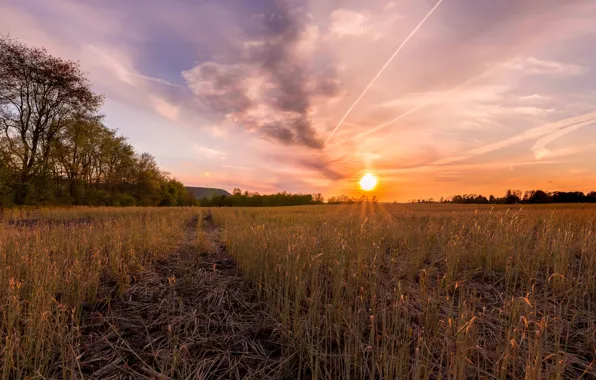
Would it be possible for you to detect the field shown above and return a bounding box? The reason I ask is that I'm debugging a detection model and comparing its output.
[1,204,595,379]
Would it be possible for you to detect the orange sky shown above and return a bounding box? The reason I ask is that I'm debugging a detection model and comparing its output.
[3,0,596,201]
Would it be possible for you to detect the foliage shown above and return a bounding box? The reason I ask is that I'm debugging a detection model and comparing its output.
[0,36,194,207]
[199,189,324,207]
[439,189,596,204]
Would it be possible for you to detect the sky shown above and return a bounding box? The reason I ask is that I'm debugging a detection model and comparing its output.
[2,0,596,201]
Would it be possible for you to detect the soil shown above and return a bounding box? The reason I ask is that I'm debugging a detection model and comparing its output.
[78,214,294,379]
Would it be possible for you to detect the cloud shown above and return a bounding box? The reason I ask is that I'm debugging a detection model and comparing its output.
[333,55,578,147]
[263,147,347,181]
[183,62,254,115]
[192,144,228,159]
[221,165,254,171]
[568,168,589,175]
[519,94,550,102]
[355,151,382,165]
[379,159,559,176]
[85,45,181,88]
[329,9,370,38]
[535,144,596,160]
[182,0,342,150]
[532,121,596,159]
[296,156,345,180]
[434,110,596,165]
[5,0,596,199]
[501,57,586,76]
[510,106,555,116]
[151,96,179,121]
[205,124,228,138]
[384,2,396,11]
[377,84,510,108]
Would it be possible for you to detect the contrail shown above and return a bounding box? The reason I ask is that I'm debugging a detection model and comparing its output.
[328,70,492,147]
[325,0,445,145]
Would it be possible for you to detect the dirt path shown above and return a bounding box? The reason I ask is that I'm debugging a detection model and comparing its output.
[78,214,294,379]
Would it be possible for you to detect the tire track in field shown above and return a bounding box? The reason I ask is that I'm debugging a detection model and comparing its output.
[78,212,294,379]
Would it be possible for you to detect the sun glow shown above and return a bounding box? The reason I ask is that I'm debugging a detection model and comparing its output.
[359,173,378,191]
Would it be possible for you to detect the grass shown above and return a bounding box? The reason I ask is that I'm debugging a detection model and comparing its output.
[0,208,193,378]
[1,204,595,378]
[216,204,596,379]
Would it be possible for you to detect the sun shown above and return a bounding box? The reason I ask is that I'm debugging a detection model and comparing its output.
[359,173,378,191]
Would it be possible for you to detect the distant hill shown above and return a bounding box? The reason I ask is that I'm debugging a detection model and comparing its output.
[185,186,231,199]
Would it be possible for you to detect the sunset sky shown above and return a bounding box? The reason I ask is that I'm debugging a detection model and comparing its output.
[3,0,596,201]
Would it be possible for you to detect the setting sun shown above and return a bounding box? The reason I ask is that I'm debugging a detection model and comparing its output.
[359,173,378,191]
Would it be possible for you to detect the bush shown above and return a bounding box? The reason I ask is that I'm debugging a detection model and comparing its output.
[113,193,136,207]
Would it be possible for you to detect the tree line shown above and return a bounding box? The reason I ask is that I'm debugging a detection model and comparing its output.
[198,190,382,207]
[412,190,596,204]
[199,189,324,207]
[0,36,195,207]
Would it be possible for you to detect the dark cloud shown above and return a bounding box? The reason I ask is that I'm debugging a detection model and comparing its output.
[183,0,341,149]
[296,156,345,180]
[194,62,253,114]
[248,3,311,114]
[314,74,341,97]
[261,117,323,149]
[261,124,295,144]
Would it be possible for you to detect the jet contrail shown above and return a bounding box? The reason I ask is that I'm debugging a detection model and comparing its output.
[325,0,445,145]
[328,70,492,147]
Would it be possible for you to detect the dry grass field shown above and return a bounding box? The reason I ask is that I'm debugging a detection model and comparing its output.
[1,204,595,378]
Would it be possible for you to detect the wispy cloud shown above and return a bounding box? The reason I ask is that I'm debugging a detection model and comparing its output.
[151,96,179,121]
[378,160,560,176]
[435,110,596,165]
[384,2,396,11]
[329,9,370,38]
[192,144,228,160]
[519,94,550,102]
[221,165,254,171]
[85,45,180,88]
[377,84,510,108]
[328,70,493,146]
[532,122,596,159]
[501,57,587,76]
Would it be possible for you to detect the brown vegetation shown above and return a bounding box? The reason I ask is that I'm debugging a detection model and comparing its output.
[218,204,596,379]
[1,204,595,378]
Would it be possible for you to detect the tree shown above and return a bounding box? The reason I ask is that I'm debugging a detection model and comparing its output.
[505,189,522,204]
[51,116,105,200]
[0,37,103,202]
[0,37,196,207]
[312,193,324,204]
[0,150,12,207]
[529,190,550,204]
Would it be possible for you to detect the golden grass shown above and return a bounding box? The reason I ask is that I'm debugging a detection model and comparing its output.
[216,204,596,379]
[0,207,195,378]
[1,204,595,378]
